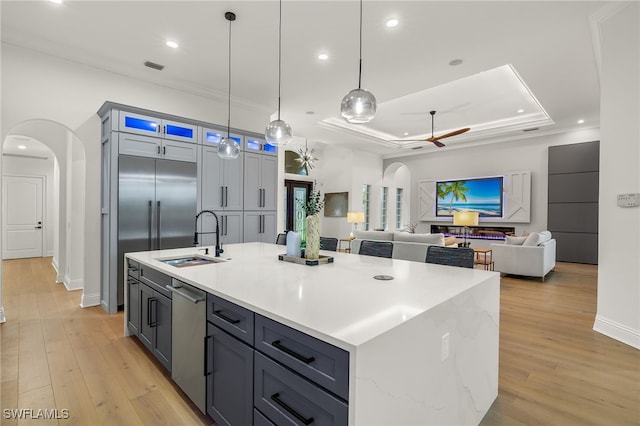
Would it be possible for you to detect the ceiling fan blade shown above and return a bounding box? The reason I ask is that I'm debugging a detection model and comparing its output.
[430,127,471,141]
[388,139,430,142]
[430,140,446,147]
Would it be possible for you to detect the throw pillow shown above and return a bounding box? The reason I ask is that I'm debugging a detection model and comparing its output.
[505,235,527,245]
[354,230,394,241]
[522,231,552,246]
[443,236,457,246]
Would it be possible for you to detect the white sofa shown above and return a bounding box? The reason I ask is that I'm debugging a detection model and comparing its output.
[491,232,556,280]
[350,230,456,262]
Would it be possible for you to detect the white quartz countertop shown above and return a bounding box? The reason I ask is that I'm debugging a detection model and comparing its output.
[126,242,498,351]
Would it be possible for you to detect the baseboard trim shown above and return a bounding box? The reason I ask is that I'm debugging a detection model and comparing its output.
[80,292,101,308]
[593,315,640,349]
[0,306,6,323]
[51,260,63,283]
[64,278,83,291]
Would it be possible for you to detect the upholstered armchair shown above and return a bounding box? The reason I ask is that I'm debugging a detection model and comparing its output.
[491,232,556,280]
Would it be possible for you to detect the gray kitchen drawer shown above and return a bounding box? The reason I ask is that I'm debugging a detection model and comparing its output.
[207,293,254,345]
[139,265,172,298]
[255,314,349,401]
[254,352,348,426]
[127,260,140,279]
[254,409,275,426]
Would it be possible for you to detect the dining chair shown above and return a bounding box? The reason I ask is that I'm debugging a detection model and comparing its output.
[425,246,474,268]
[275,233,287,245]
[358,240,393,258]
[319,237,338,251]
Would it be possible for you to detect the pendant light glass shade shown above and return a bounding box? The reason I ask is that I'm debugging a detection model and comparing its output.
[340,0,376,124]
[265,119,292,146]
[218,137,240,159]
[264,0,292,146]
[340,88,377,124]
[218,11,240,160]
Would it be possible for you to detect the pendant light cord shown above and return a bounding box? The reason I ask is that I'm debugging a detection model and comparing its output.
[358,0,363,90]
[277,0,283,120]
[227,15,232,138]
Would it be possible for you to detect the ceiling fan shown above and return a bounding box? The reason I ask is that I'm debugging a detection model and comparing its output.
[392,110,470,147]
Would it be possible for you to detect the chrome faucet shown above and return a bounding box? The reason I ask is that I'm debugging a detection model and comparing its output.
[194,210,223,257]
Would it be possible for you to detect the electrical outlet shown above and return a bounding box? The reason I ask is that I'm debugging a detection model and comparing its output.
[441,332,450,361]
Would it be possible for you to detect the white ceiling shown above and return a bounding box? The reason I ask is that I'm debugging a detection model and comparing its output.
[1,1,608,157]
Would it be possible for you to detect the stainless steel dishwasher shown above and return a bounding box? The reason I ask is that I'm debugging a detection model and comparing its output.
[167,279,206,413]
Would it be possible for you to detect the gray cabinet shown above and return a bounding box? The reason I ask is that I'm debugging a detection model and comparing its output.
[244,136,278,157]
[135,266,173,372]
[206,294,255,426]
[126,261,141,336]
[199,211,244,246]
[118,110,198,143]
[244,152,277,211]
[201,145,244,211]
[243,211,277,243]
[119,133,198,162]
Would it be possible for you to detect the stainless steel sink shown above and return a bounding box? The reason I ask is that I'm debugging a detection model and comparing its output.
[158,255,226,267]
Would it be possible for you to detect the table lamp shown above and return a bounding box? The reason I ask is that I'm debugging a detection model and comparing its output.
[347,211,365,239]
[453,211,479,247]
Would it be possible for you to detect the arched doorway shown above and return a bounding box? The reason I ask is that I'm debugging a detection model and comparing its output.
[0,119,88,322]
[382,162,412,231]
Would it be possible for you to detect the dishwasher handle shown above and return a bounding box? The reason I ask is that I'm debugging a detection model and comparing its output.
[165,285,205,304]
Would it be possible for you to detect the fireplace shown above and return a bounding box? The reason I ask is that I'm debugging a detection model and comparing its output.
[431,225,515,241]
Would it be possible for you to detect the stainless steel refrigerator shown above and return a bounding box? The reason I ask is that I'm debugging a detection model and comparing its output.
[117,155,197,306]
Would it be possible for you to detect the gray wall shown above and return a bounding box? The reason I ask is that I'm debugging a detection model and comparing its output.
[547,141,599,264]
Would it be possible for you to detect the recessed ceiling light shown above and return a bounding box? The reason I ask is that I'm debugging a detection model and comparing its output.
[386,18,399,28]
[17,145,27,150]
[578,119,585,124]
[449,59,463,66]
[166,40,179,49]
[517,109,525,113]
[403,132,409,136]
[49,0,62,4]
[318,53,329,61]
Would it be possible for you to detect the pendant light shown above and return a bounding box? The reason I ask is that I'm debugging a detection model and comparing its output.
[340,0,376,124]
[264,0,293,146]
[218,11,241,160]
[294,139,319,172]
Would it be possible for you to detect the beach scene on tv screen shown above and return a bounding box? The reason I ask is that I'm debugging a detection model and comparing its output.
[436,177,503,217]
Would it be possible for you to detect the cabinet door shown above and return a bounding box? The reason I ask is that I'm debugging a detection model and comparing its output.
[127,276,140,335]
[221,212,243,245]
[161,140,197,163]
[222,155,244,210]
[260,211,277,243]
[243,152,262,210]
[119,111,161,137]
[260,156,278,210]
[201,147,225,210]
[152,293,172,372]
[138,283,154,350]
[119,133,160,158]
[243,211,261,243]
[198,210,226,247]
[206,323,254,426]
[162,119,197,143]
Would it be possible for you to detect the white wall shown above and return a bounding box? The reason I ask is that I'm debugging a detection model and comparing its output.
[595,2,640,349]
[383,129,601,244]
[1,154,56,256]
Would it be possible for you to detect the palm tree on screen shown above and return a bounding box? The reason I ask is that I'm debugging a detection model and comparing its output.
[438,181,470,213]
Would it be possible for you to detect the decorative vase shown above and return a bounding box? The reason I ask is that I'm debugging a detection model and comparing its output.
[305,214,320,260]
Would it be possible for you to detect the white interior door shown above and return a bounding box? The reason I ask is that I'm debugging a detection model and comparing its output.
[2,175,44,259]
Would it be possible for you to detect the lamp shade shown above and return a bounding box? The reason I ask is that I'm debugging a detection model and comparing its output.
[265,119,292,146]
[217,137,240,160]
[340,88,377,124]
[453,211,479,227]
[347,211,365,223]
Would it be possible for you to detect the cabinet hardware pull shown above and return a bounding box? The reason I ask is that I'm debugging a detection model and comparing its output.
[270,393,314,425]
[225,186,228,207]
[163,146,166,155]
[271,340,315,364]
[157,145,161,155]
[220,187,224,208]
[213,310,241,325]
[204,335,212,376]
[149,298,158,327]
[146,297,152,326]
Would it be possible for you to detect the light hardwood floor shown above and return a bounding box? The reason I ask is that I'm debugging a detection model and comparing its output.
[1,257,638,425]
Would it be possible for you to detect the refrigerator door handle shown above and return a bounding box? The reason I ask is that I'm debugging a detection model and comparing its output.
[156,201,161,249]
[148,200,153,250]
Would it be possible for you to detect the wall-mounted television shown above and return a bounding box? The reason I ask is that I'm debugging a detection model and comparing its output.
[436,176,504,218]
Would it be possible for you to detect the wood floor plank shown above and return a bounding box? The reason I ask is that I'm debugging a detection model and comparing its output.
[16,384,58,426]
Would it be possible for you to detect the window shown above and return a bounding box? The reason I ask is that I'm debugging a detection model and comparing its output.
[396,188,403,229]
[362,184,370,230]
[380,187,388,230]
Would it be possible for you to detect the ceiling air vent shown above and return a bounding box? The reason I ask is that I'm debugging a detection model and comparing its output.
[522,127,539,132]
[144,61,165,71]
[411,146,424,150]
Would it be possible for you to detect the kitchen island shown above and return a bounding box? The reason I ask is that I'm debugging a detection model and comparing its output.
[125,242,499,425]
